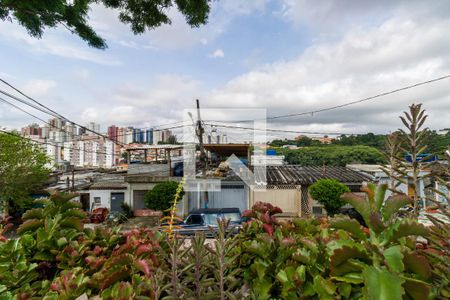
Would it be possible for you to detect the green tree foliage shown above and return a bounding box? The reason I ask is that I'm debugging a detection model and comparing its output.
[282,145,386,166]
[0,132,50,215]
[309,179,350,216]
[144,181,183,211]
[269,137,321,147]
[0,0,212,49]
[332,133,386,149]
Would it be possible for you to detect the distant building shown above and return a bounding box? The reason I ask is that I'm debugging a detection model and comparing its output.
[21,123,41,137]
[145,128,153,144]
[108,125,118,142]
[86,122,100,135]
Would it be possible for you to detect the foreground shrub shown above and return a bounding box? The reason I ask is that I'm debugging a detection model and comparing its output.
[0,189,446,299]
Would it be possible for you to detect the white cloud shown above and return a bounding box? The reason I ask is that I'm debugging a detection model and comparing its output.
[207,15,450,133]
[210,49,225,58]
[0,22,121,65]
[22,79,57,97]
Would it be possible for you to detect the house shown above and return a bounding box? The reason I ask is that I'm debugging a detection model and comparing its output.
[347,163,450,208]
[253,165,372,217]
[88,181,128,212]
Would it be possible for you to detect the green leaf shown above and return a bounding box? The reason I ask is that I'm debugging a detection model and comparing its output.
[332,273,364,284]
[22,208,44,220]
[337,282,352,298]
[363,266,405,300]
[330,245,369,276]
[384,219,429,245]
[374,184,388,211]
[252,278,272,300]
[384,245,404,273]
[340,193,371,225]
[330,215,367,240]
[313,275,336,299]
[276,269,289,284]
[403,277,431,300]
[381,194,411,222]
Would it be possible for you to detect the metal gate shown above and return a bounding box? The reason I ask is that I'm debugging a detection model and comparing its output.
[110,192,125,212]
[188,182,248,213]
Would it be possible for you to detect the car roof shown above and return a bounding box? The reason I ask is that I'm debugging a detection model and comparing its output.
[189,208,241,214]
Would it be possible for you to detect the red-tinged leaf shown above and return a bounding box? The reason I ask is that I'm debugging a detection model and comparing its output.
[384,219,429,244]
[263,223,274,236]
[100,266,131,290]
[340,193,370,226]
[17,219,44,234]
[260,212,271,224]
[403,252,431,280]
[330,245,369,276]
[369,212,385,234]
[135,259,151,276]
[135,244,152,256]
[330,215,366,240]
[271,206,283,215]
[382,194,411,222]
[403,277,431,300]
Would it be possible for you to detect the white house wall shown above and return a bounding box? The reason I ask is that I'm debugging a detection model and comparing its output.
[89,189,129,211]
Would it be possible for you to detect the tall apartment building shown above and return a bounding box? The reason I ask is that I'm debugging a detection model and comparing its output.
[124,127,134,144]
[21,123,41,136]
[63,137,114,168]
[145,128,153,144]
[86,122,100,135]
[108,125,118,142]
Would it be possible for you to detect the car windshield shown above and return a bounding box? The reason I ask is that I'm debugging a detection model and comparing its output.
[222,212,241,222]
[203,213,220,226]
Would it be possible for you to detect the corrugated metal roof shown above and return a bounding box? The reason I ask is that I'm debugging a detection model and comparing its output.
[257,165,372,186]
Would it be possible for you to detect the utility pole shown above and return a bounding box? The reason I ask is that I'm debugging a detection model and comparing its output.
[195,99,209,208]
[71,169,75,192]
[195,99,207,175]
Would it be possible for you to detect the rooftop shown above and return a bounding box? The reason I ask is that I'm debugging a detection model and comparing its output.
[257,165,372,186]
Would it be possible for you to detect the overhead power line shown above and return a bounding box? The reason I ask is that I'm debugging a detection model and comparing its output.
[206,74,450,123]
[204,123,358,136]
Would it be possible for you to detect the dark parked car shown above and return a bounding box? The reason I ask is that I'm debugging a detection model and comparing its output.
[172,208,242,236]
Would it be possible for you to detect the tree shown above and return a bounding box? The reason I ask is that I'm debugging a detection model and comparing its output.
[158,135,180,145]
[144,181,184,211]
[0,132,50,215]
[0,0,212,49]
[282,145,386,166]
[309,179,350,216]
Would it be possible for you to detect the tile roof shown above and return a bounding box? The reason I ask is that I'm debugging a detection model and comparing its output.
[257,165,372,186]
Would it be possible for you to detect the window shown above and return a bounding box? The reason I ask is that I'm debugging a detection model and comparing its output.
[186,214,204,225]
[312,206,323,215]
[94,197,101,205]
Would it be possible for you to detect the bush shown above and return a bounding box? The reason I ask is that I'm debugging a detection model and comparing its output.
[309,179,350,216]
[144,181,184,212]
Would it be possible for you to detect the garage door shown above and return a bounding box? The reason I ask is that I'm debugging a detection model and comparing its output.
[208,184,248,213]
[253,187,300,216]
[133,190,148,210]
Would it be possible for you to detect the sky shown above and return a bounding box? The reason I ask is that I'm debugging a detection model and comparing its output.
[1,0,450,140]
